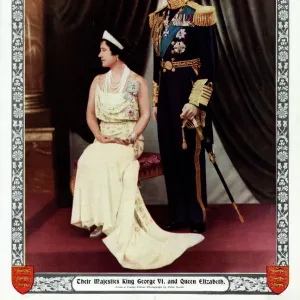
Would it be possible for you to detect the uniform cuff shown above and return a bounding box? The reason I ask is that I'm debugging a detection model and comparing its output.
[189,79,213,107]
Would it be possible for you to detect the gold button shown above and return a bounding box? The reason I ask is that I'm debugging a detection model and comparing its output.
[171,50,175,54]
[163,69,166,72]
[171,41,175,45]
[164,61,172,70]
[171,58,175,61]
[172,68,176,72]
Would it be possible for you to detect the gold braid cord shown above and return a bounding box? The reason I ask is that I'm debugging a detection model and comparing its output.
[194,132,206,221]
[200,110,206,128]
[181,116,204,150]
[189,79,213,107]
[181,116,206,220]
[152,81,159,107]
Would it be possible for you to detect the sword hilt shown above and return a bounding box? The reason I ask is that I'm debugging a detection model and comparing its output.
[208,152,216,164]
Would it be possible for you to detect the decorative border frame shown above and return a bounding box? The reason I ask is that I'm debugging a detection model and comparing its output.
[12,0,25,267]
[11,0,289,294]
[29,274,271,294]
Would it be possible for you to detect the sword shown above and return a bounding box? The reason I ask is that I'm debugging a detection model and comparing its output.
[182,117,245,223]
[206,151,244,223]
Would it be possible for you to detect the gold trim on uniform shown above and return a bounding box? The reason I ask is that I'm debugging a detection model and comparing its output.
[168,0,188,10]
[149,12,155,29]
[161,58,200,72]
[195,114,204,140]
[189,79,213,107]
[149,5,167,30]
[187,2,216,26]
[194,131,206,221]
[152,80,159,107]
[200,110,206,128]
[149,9,166,56]
[149,3,167,25]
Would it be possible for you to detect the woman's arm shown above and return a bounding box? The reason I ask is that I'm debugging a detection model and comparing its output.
[129,77,151,140]
[112,77,151,146]
[116,77,150,145]
[86,75,114,143]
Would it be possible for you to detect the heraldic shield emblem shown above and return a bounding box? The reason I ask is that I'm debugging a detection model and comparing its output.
[12,266,34,294]
[267,266,289,294]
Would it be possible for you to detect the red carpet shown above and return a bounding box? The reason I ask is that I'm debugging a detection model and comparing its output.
[26,195,276,273]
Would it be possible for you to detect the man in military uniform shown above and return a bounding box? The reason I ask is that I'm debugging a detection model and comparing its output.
[149,0,217,233]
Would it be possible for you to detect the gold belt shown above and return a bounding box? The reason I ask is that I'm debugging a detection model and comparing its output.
[161,58,200,72]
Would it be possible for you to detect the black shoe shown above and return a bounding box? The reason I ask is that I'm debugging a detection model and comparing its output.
[163,221,187,232]
[190,222,206,233]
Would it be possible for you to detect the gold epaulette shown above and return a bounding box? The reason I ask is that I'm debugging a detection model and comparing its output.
[187,2,216,26]
[149,12,155,28]
[149,4,167,29]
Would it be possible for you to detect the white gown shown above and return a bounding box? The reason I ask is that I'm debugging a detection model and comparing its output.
[71,66,204,269]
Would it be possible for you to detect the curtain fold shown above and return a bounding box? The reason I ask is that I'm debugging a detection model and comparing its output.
[45,0,276,205]
[199,0,276,202]
[46,0,158,139]
[45,0,158,206]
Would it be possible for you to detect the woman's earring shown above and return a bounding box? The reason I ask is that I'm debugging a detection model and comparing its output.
[116,56,119,61]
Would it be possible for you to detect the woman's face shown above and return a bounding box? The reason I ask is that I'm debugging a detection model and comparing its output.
[98,40,117,68]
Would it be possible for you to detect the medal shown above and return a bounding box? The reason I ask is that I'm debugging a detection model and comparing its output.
[162,7,184,37]
[162,10,170,37]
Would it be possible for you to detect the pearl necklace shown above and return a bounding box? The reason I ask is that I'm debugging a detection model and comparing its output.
[102,66,130,106]
[105,66,130,94]
[108,73,121,93]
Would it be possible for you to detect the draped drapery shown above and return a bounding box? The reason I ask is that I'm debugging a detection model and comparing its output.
[45,0,276,206]
[45,0,158,206]
[198,0,276,203]
[46,0,158,140]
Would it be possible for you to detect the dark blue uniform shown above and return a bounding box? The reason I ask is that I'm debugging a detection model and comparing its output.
[149,1,217,231]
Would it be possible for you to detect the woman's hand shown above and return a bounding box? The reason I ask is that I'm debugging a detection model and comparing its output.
[96,133,134,146]
[113,131,137,146]
[113,138,132,146]
[95,133,115,144]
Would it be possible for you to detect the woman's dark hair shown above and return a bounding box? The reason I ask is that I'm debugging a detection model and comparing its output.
[101,36,131,63]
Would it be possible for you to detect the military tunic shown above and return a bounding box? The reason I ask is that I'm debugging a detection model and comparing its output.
[149,1,217,225]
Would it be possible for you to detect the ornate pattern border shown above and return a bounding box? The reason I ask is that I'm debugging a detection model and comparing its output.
[276,0,289,267]
[12,0,25,267]
[11,0,289,295]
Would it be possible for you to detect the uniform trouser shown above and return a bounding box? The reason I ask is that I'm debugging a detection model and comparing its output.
[157,68,207,224]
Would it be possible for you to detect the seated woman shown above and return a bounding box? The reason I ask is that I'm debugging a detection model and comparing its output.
[71,30,204,270]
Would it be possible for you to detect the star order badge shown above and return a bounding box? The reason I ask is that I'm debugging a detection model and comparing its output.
[266,265,289,294]
[12,266,34,294]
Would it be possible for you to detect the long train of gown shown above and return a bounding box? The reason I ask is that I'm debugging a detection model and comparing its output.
[71,140,204,270]
[71,69,204,269]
